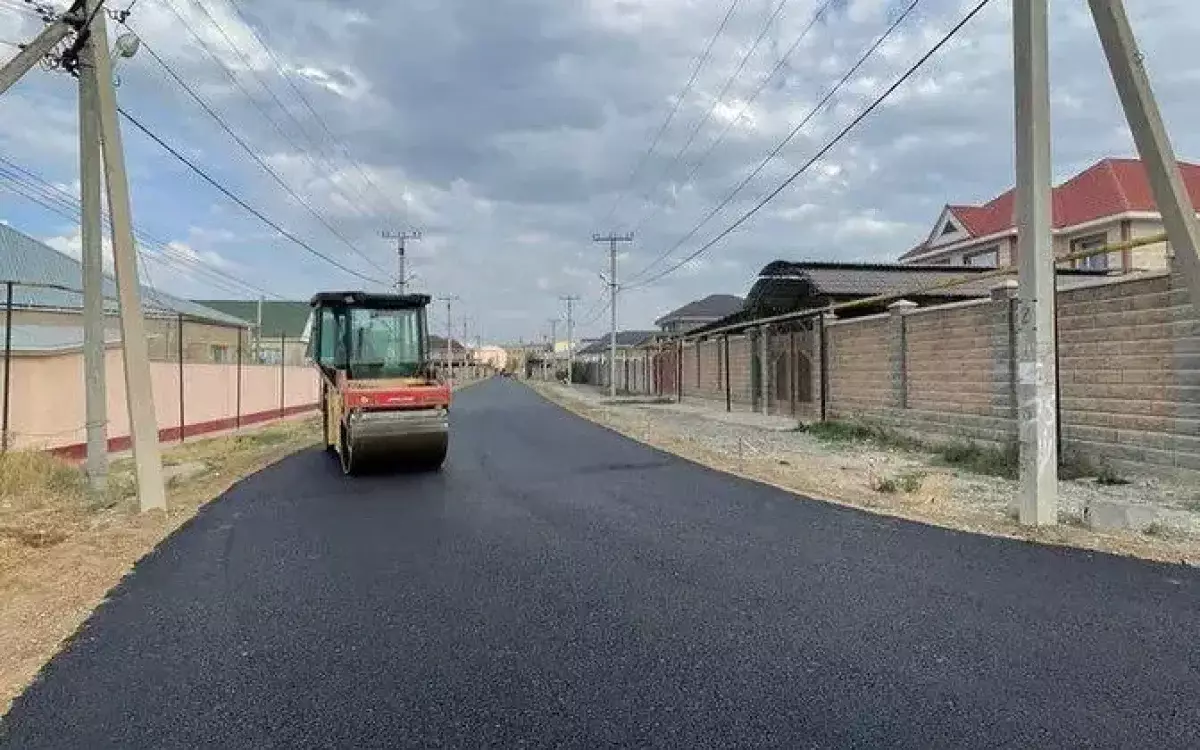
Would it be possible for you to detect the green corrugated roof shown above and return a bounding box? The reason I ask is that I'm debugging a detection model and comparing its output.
[194,300,312,338]
[0,223,248,327]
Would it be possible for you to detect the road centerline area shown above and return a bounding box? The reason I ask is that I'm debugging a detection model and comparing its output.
[2,379,1198,749]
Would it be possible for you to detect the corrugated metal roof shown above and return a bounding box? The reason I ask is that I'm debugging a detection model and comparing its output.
[685,261,1109,336]
[7,324,121,353]
[0,223,248,327]
[194,300,311,337]
[747,261,1106,314]
[577,330,657,355]
[654,294,744,326]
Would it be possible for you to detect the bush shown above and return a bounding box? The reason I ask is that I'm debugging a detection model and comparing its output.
[938,440,1018,480]
[806,420,921,452]
[873,471,925,495]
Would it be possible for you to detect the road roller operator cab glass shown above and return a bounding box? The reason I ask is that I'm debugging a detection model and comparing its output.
[309,304,427,379]
[345,307,425,379]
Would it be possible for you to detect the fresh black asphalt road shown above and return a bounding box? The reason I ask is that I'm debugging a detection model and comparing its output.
[3,378,1200,748]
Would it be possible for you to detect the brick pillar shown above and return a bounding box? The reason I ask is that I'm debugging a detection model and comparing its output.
[759,326,771,414]
[819,312,835,421]
[990,280,1019,427]
[888,300,918,409]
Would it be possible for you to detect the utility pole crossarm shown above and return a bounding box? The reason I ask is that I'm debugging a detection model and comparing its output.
[560,295,579,386]
[592,232,634,398]
[381,229,422,293]
[437,295,458,382]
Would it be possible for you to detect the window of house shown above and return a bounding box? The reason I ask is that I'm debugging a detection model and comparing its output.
[210,344,229,363]
[940,221,957,236]
[1072,233,1110,271]
[965,246,999,267]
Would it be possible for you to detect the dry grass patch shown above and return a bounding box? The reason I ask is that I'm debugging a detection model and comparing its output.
[0,416,319,716]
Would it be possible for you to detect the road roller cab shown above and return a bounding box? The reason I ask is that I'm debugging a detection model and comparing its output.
[309,291,451,475]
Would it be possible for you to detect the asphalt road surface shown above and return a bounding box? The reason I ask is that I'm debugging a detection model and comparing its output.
[3,378,1200,748]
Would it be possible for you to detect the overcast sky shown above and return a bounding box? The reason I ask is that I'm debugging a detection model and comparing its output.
[2,0,1199,343]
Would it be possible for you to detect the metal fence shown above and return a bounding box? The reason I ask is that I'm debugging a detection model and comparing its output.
[1,279,316,455]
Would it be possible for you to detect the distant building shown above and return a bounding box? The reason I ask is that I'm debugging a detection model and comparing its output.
[0,223,248,363]
[899,157,1200,272]
[577,331,658,359]
[654,294,744,334]
[472,345,507,369]
[194,299,312,366]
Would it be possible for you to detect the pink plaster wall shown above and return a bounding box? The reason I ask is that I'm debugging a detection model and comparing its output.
[6,349,318,452]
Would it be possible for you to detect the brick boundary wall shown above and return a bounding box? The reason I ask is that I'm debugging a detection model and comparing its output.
[608,256,1199,475]
[816,259,1200,474]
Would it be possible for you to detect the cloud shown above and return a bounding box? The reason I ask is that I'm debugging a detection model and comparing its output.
[1,0,1198,343]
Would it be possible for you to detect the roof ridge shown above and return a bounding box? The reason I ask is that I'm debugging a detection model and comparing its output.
[1103,158,1133,211]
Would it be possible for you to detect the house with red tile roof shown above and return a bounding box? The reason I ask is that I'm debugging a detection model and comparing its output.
[899,157,1200,272]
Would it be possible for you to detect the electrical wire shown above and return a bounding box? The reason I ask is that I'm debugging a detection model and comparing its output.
[214,0,409,222]
[156,0,378,225]
[626,0,993,291]
[599,0,744,229]
[187,0,389,224]
[629,0,792,223]
[126,29,390,276]
[628,0,835,238]
[624,0,920,285]
[116,107,382,285]
[0,157,282,298]
[0,158,283,298]
[0,176,265,299]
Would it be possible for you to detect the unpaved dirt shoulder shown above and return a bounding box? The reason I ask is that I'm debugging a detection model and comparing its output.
[0,419,319,716]
[529,383,1200,567]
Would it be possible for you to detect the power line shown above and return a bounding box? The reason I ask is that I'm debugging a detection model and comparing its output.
[629,0,835,238]
[629,0,792,223]
[0,174,268,299]
[627,0,992,291]
[126,28,389,276]
[117,106,381,285]
[192,0,398,225]
[186,0,393,224]
[155,0,378,226]
[0,157,283,298]
[216,0,411,223]
[625,0,920,286]
[600,0,744,228]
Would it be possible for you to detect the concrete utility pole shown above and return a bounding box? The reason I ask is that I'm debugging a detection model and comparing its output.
[593,232,634,397]
[1088,0,1200,313]
[462,315,471,379]
[85,0,167,511]
[560,295,579,385]
[255,296,264,362]
[79,24,107,497]
[437,295,458,382]
[381,229,421,294]
[1013,0,1057,526]
[548,318,559,381]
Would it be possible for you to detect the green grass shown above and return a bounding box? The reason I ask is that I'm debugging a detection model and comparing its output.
[805,420,920,451]
[1143,521,1171,538]
[873,477,899,494]
[937,440,1019,480]
[872,470,925,495]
